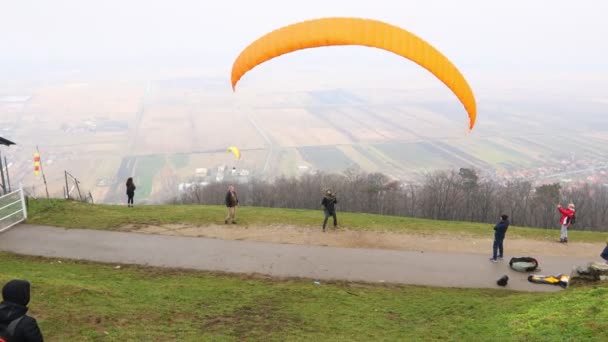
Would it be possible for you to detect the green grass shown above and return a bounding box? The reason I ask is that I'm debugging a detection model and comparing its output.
[1,252,607,341]
[26,199,608,243]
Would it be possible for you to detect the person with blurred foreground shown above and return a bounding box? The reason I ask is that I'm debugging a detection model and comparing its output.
[557,203,575,243]
[601,241,608,264]
[321,190,338,232]
[490,214,510,262]
[224,185,239,224]
[0,279,44,342]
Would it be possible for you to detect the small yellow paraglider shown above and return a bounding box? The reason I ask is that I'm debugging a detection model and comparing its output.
[227,146,241,160]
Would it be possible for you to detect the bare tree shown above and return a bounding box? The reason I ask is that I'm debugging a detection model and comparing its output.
[172,168,608,232]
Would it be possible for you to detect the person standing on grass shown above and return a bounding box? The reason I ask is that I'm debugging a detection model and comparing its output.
[0,279,44,342]
[490,214,509,262]
[557,203,575,243]
[126,177,136,208]
[321,189,338,232]
[224,184,239,224]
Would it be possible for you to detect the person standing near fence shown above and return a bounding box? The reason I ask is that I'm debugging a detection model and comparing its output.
[126,177,136,208]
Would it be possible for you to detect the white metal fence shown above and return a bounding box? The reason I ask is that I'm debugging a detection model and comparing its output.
[0,186,27,233]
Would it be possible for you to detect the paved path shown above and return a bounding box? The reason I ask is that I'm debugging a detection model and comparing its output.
[0,224,592,292]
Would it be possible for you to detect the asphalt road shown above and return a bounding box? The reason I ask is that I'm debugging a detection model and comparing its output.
[0,224,591,292]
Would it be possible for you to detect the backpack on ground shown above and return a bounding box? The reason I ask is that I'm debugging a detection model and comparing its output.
[509,257,539,272]
[0,316,25,342]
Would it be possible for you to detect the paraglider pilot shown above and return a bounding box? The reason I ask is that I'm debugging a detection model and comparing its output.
[321,190,338,232]
[490,214,509,262]
[225,185,239,224]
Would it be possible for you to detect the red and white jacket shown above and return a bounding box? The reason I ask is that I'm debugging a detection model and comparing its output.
[558,207,575,226]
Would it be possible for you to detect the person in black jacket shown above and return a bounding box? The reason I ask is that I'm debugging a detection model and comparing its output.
[126,177,136,208]
[0,279,44,342]
[490,214,510,262]
[321,190,338,232]
[601,241,608,264]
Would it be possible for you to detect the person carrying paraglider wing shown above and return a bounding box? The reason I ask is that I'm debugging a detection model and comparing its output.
[321,190,338,232]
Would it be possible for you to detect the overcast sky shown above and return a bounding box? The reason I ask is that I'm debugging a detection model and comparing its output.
[2,0,607,84]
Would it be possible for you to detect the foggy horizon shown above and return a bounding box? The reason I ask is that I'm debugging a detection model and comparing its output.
[3,0,607,84]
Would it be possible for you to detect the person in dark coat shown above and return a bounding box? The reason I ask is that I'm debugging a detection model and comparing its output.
[321,190,338,232]
[601,241,608,264]
[224,185,239,224]
[126,177,136,208]
[0,279,44,342]
[490,214,510,262]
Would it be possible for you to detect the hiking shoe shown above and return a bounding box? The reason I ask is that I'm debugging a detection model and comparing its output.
[232,221,237,224]
[498,256,503,260]
[489,258,498,263]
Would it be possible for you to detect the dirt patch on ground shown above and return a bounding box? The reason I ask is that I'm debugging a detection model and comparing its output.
[120,223,604,258]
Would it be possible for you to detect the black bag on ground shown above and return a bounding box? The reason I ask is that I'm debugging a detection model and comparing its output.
[509,257,539,272]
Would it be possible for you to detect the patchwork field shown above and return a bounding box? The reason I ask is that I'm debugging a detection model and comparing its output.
[3,74,608,204]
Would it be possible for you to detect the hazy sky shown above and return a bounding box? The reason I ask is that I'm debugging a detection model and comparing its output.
[2,0,607,83]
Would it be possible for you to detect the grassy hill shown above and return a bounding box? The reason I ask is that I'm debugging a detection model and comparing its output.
[27,199,608,243]
[4,199,607,340]
[1,252,607,341]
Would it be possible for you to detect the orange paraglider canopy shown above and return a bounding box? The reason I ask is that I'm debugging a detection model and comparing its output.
[231,17,477,130]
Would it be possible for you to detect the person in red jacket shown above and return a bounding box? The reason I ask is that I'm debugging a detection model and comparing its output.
[557,203,575,243]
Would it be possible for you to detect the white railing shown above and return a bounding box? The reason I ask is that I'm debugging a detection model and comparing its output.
[0,185,27,233]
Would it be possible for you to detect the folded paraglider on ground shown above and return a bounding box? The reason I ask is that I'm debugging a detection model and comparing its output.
[528,274,569,288]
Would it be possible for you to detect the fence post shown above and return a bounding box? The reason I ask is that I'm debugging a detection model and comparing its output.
[5,156,10,193]
[19,183,27,220]
[0,151,6,195]
[65,171,70,200]
[75,178,82,201]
